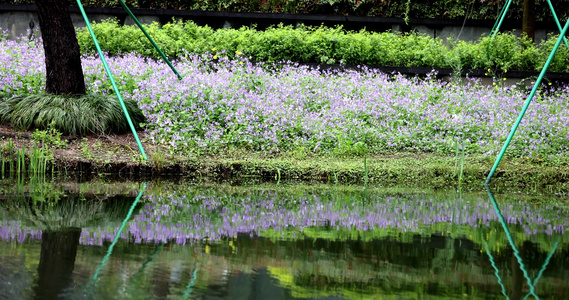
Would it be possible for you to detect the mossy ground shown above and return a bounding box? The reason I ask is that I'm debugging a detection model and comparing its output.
[1,124,568,193]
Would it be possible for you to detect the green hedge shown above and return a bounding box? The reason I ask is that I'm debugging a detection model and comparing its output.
[3,0,569,21]
[76,19,569,72]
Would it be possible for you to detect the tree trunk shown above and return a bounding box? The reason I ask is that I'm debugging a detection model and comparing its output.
[36,0,86,95]
[522,0,535,42]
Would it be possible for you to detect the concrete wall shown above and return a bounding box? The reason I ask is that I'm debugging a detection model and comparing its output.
[0,8,557,43]
[1,11,38,39]
[413,24,551,43]
[0,10,161,40]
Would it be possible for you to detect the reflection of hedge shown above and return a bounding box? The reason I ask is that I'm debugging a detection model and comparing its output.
[260,222,569,253]
[76,19,569,72]
[2,0,569,21]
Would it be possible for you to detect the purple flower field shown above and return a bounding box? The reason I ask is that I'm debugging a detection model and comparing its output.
[1,190,567,248]
[2,37,569,157]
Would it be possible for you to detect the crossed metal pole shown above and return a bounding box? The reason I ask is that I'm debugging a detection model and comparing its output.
[486,1,569,184]
[75,0,184,161]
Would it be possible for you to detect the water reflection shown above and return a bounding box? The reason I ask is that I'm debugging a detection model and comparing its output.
[0,180,568,299]
[92,184,146,281]
[0,179,145,300]
[485,187,560,300]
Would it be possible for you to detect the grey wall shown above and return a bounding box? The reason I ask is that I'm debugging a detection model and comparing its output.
[0,9,556,43]
[0,11,161,40]
[1,11,38,39]
[412,24,551,43]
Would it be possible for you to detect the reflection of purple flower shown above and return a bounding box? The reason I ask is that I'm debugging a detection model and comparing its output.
[5,191,565,246]
[0,220,42,242]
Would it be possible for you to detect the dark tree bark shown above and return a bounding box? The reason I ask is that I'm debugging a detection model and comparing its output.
[36,0,86,95]
[34,228,82,300]
[522,0,535,42]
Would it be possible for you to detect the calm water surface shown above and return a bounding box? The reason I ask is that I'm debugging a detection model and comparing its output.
[0,180,568,299]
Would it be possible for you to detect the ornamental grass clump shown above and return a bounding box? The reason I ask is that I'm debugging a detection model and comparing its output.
[0,93,146,136]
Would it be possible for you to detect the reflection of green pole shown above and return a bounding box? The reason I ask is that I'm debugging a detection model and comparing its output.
[132,243,165,279]
[545,0,569,49]
[522,237,560,300]
[491,0,514,38]
[117,0,183,80]
[486,187,538,298]
[92,184,146,281]
[76,1,147,161]
[485,18,569,184]
[481,237,510,299]
[182,266,199,300]
[490,0,513,37]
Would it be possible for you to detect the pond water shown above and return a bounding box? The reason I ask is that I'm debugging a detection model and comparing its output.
[0,179,568,299]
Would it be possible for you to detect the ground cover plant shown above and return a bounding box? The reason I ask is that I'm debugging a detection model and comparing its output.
[2,33,569,163]
[73,19,569,72]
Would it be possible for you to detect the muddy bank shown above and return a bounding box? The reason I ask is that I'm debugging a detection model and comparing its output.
[1,125,568,192]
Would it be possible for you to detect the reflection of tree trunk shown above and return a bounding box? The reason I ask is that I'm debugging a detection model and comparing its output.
[510,246,524,300]
[35,228,81,300]
[253,268,286,300]
[228,271,253,300]
[152,263,171,299]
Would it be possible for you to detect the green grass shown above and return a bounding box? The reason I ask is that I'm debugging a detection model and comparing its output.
[0,93,145,136]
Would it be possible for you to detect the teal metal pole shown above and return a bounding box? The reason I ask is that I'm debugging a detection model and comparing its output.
[490,0,512,37]
[92,184,146,280]
[117,0,183,80]
[491,0,514,38]
[545,0,569,49]
[486,187,538,298]
[76,0,147,161]
[485,18,569,184]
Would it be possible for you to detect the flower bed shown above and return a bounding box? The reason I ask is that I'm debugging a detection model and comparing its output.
[2,36,569,159]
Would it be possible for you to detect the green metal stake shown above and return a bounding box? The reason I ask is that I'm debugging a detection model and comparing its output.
[92,184,146,280]
[117,0,183,80]
[485,18,569,184]
[491,0,514,38]
[546,0,569,49]
[491,0,567,48]
[76,0,147,161]
[490,0,512,37]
